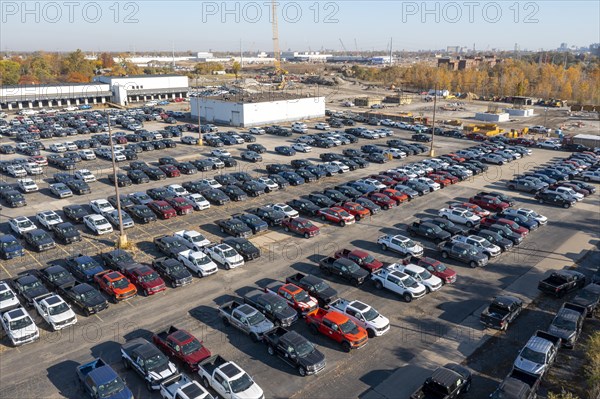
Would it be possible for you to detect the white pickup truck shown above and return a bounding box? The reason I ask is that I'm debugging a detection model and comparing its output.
[198,355,263,399]
[177,250,218,277]
[392,263,443,293]
[159,373,213,399]
[370,264,427,303]
[174,230,211,251]
[438,208,481,227]
[451,235,501,258]
[328,298,390,338]
[0,306,39,346]
[377,234,424,258]
[204,244,244,270]
[32,293,77,331]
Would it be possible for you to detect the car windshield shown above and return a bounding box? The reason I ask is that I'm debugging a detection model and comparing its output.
[295,340,315,357]
[157,204,170,211]
[223,248,237,258]
[464,211,475,218]
[339,320,359,335]
[112,278,129,289]
[18,220,34,228]
[98,377,126,398]
[144,353,167,371]
[181,338,202,355]
[405,239,417,247]
[521,347,546,364]
[419,270,433,280]
[94,219,106,226]
[0,290,15,300]
[468,248,479,256]
[139,272,158,283]
[404,276,418,287]
[247,312,266,325]
[363,307,380,322]
[48,302,70,315]
[9,317,33,330]
[79,288,102,302]
[339,210,350,217]
[230,372,254,393]
[58,225,75,234]
[481,239,493,248]
[31,233,48,242]
[553,317,577,330]
[49,270,69,281]
[190,235,206,243]
[313,281,330,293]
[293,290,310,303]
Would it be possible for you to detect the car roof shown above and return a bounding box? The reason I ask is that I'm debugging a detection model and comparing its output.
[525,336,554,353]
[429,367,462,387]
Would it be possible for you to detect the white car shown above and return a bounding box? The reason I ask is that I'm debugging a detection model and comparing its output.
[249,127,265,135]
[24,163,43,175]
[415,177,441,191]
[175,230,211,251]
[481,153,507,165]
[18,178,39,193]
[166,184,189,197]
[504,208,547,225]
[359,178,386,190]
[74,169,97,183]
[438,208,481,227]
[36,210,63,229]
[63,142,78,151]
[292,126,308,133]
[394,263,443,293]
[291,143,312,153]
[552,186,584,201]
[370,265,427,302]
[83,214,113,235]
[452,235,501,258]
[269,203,299,218]
[7,165,27,178]
[206,157,225,168]
[9,216,37,236]
[211,149,231,157]
[185,194,211,211]
[292,122,308,130]
[177,250,219,277]
[394,168,418,179]
[204,243,244,269]
[113,151,126,162]
[315,123,330,130]
[50,143,67,153]
[377,235,424,257]
[536,140,561,150]
[257,177,279,192]
[447,165,473,177]
[0,281,20,313]
[198,179,222,189]
[90,199,115,216]
[329,298,390,337]
[32,293,77,331]
[0,307,39,346]
[78,149,97,160]
[383,148,407,159]
[325,161,350,173]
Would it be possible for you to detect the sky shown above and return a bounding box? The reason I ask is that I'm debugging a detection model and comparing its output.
[0,1,598,52]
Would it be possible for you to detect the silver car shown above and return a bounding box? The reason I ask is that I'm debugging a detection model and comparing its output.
[49,183,73,198]
[105,210,135,229]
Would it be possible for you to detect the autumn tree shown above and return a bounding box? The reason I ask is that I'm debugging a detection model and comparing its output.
[231,61,241,79]
[60,49,94,80]
[98,53,115,68]
[0,60,21,85]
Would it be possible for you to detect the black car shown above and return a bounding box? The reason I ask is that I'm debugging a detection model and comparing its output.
[306,193,336,208]
[108,173,133,187]
[151,257,193,288]
[340,159,359,171]
[335,185,362,200]
[241,151,263,162]
[247,143,266,153]
[478,191,516,207]
[130,161,148,170]
[222,237,261,261]
[161,139,177,148]
[51,222,82,244]
[182,181,211,194]
[287,198,321,216]
[487,224,524,246]
[367,153,388,164]
[38,265,77,290]
[65,179,91,195]
[350,157,370,168]
[147,187,171,200]
[422,217,468,236]
[251,207,286,226]
[63,204,88,223]
[268,174,290,189]
[218,156,237,167]
[203,188,230,205]
[127,169,150,184]
[475,229,514,252]
[107,195,134,209]
[159,156,177,165]
[142,166,167,180]
[354,197,381,215]
[320,153,343,162]
[100,249,136,270]
[236,180,266,197]
[285,273,338,307]
[305,165,327,179]
[291,159,313,169]
[323,189,350,204]
[243,290,298,327]
[23,229,56,252]
[412,133,432,142]
[216,218,253,238]
[275,146,296,156]
[295,169,318,183]
[152,140,166,150]
[221,185,248,201]
[1,190,26,207]
[231,213,269,234]
[266,163,292,174]
[189,159,212,172]
[61,283,109,316]
[534,190,575,208]
[407,221,451,243]
[176,162,198,175]
[129,205,158,223]
[214,173,239,186]
[230,172,253,182]
[13,273,50,306]
[279,171,305,186]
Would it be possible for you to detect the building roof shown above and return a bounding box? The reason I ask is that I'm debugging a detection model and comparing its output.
[98,74,185,79]
[198,91,321,104]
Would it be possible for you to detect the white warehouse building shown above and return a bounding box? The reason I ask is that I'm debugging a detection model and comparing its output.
[190,93,325,127]
[94,75,189,106]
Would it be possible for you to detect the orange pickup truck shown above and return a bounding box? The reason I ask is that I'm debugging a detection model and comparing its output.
[305,308,368,352]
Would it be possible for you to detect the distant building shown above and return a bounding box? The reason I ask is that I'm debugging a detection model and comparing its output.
[281,52,332,62]
[437,55,499,70]
[94,75,189,105]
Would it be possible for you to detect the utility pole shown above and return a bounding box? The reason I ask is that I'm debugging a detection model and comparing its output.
[429,84,437,157]
[106,106,128,248]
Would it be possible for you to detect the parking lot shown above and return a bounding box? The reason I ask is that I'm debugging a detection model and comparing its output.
[1,107,598,399]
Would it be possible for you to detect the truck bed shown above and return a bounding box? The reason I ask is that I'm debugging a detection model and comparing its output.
[305,308,327,322]
[199,355,227,375]
[77,358,107,379]
[263,327,288,345]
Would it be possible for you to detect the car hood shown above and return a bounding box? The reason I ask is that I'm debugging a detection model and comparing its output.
[148,362,177,382]
[351,268,370,280]
[514,355,546,375]
[183,346,212,365]
[233,381,264,399]
[298,348,326,368]
[547,325,576,341]
[570,296,596,308]
[48,308,76,324]
[4,243,24,253]
[274,306,298,322]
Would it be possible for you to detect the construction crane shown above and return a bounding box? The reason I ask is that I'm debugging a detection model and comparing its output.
[271,0,287,89]
[339,38,348,54]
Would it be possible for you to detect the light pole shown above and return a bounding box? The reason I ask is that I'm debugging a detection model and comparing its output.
[106,106,128,248]
[197,96,203,146]
[429,85,437,157]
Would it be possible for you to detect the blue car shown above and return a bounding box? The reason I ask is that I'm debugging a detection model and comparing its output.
[0,234,25,260]
[232,213,269,234]
[65,254,105,283]
[158,100,170,105]
[78,104,92,110]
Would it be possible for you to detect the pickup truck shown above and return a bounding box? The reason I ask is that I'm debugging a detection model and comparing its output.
[265,282,318,317]
[547,302,587,348]
[305,308,368,352]
[438,241,489,268]
[285,273,338,306]
[282,217,320,238]
[32,293,77,331]
[377,234,424,258]
[197,355,264,399]
[402,256,457,285]
[393,263,443,293]
[76,358,133,399]
[204,243,244,270]
[219,300,275,342]
[243,289,298,327]
[333,248,383,273]
[572,283,600,317]
[159,373,213,399]
[262,327,326,376]
[514,330,561,377]
[328,298,390,338]
[177,250,218,277]
[318,257,369,286]
[152,257,194,288]
[438,208,481,227]
[407,221,452,243]
[154,235,189,258]
[409,363,472,399]
[538,270,586,297]
[480,295,523,331]
[216,218,253,238]
[121,337,179,390]
[174,230,211,251]
[371,264,427,302]
[490,368,541,399]
[152,326,211,372]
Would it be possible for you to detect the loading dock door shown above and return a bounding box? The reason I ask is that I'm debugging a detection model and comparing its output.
[231,111,241,126]
[205,107,214,122]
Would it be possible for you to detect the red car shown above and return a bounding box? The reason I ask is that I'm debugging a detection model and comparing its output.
[369,174,397,187]
[509,138,535,147]
[481,217,528,237]
[469,195,510,212]
[428,173,452,188]
[123,265,166,296]
[449,202,490,217]
[404,256,457,284]
[149,200,177,219]
[114,136,128,144]
[379,188,409,205]
[159,164,181,178]
[334,248,383,273]
[340,202,371,221]
[549,182,590,197]
[446,153,466,163]
[363,192,396,210]
[152,326,211,371]
[166,197,194,215]
[282,217,320,238]
[318,207,355,226]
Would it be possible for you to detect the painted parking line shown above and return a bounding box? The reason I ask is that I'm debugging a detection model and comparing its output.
[94,314,104,322]
[27,252,45,269]
[1,264,13,278]
[81,237,101,251]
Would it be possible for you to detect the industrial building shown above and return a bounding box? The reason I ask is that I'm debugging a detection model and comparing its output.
[93,75,189,106]
[437,55,499,70]
[190,92,325,127]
